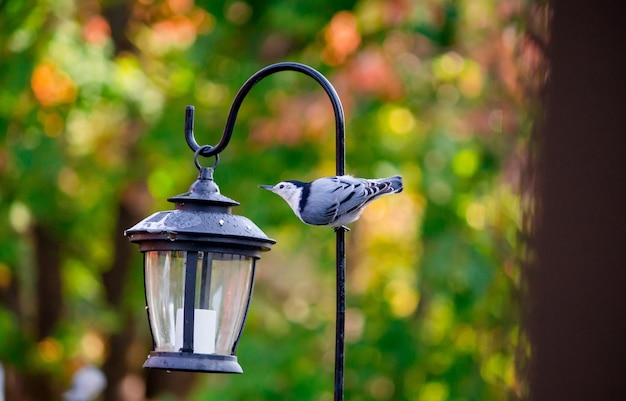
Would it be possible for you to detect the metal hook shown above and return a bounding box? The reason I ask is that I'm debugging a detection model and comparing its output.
[184,62,345,176]
[185,106,215,158]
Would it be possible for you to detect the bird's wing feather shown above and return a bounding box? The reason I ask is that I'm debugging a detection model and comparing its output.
[300,176,395,225]
[299,199,338,225]
[334,176,395,216]
[298,177,344,225]
[332,177,368,216]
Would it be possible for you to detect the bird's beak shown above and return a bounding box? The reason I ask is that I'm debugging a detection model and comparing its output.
[258,184,274,191]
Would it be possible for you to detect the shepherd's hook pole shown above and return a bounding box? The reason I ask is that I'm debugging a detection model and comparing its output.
[185,62,346,401]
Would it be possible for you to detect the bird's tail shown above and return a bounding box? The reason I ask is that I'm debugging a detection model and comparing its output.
[380,175,403,193]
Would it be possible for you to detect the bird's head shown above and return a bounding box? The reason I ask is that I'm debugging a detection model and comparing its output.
[259,181,304,211]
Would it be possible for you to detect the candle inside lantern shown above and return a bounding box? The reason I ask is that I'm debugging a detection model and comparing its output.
[175,308,217,354]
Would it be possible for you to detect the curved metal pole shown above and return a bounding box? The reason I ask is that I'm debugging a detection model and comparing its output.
[187,62,346,401]
[185,62,345,174]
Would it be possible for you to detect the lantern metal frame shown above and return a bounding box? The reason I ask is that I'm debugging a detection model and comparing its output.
[128,62,347,400]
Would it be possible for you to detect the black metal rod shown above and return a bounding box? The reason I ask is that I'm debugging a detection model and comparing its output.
[335,229,346,401]
[199,252,212,309]
[334,68,346,401]
[188,62,346,400]
[182,251,199,352]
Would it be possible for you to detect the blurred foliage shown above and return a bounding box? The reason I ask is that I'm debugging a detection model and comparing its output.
[0,0,543,400]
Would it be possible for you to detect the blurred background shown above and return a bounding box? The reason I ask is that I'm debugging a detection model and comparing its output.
[0,0,546,400]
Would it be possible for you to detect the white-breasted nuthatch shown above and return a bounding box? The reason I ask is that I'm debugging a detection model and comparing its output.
[259,175,403,229]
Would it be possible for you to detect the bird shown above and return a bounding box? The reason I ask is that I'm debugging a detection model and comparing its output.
[259,175,403,230]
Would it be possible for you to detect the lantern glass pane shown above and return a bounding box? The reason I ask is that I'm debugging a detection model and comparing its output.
[144,250,255,356]
[197,253,254,355]
[144,250,186,352]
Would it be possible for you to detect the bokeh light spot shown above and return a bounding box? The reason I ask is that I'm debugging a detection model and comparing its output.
[9,202,32,234]
[384,280,419,318]
[40,111,64,137]
[195,80,229,107]
[0,263,12,288]
[323,11,361,65]
[169,0,194,15]
[38,337,64,363]
[282,296,310,323]
[459,61,484,98]
[81,331,106,363]
[148,168,176,199]
[368,375,395,400]
[58,167,80,196]
[452,148,480,178]
[423,298,454,345]
[454,325,478,353]
[82,15,111,46]
[418,382,449,401]
[481,353,514,386]
[225,1,252,25]
[345,308,365,343]
[465,202,486,230]
[489,109,504,132]
[433,52,465,80]
[120,373,145,401]
[428,181,452,205]
[31,63,77,107]
[424,149,447,172]
[436,83,460,106]
[388,107,415,134]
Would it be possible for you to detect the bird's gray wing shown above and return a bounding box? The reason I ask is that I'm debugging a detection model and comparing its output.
[332,176,398,218]
[299,177,349,225]
[300,176,396,225]
[299,194,339,225]
[299,176,373,225]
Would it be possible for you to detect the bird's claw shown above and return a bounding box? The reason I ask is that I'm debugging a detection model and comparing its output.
[334,225,350,232]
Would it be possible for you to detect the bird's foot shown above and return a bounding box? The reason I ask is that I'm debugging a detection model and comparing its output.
[334,225,350,232]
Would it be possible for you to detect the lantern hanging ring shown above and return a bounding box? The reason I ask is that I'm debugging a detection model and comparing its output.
[193,145,219,171]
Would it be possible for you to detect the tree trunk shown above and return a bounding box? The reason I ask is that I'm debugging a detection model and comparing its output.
[34,224,63,340]
[102,190,143,401]
[528,1,626,400]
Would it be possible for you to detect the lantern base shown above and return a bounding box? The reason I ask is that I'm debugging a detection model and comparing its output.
[143,351,243,373]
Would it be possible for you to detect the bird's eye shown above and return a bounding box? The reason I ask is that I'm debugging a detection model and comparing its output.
[279,184,285,189]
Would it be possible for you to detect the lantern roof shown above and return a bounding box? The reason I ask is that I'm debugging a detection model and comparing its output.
[125,167,275,254]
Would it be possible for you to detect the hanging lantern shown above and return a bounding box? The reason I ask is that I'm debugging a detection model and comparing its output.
[125,163,275,373]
